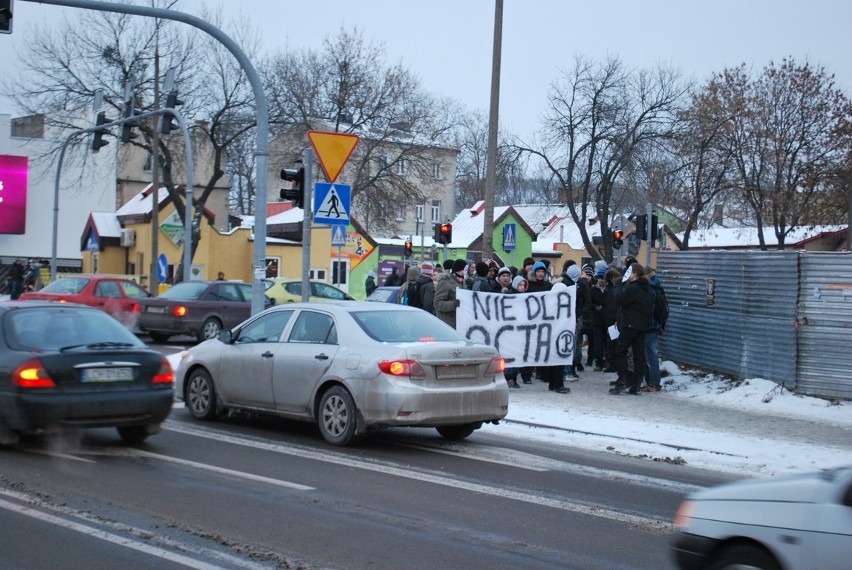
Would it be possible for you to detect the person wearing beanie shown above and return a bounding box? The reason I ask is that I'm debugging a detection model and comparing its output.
[434,259,466,327]
[594,259,609,274]
[521,257,535,280]
[420,262,434,276]
[472,261,491,292]
[502,274,532,387]
[496,267,512,293]
[561,263,588,380]
[590,265,610,371]
[413,263,437,313]
[442,259,455,272]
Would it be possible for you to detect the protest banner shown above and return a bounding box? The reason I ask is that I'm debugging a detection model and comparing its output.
[456,287,576,367]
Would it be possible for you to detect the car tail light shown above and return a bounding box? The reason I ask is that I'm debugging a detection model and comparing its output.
[173,305,188,317]
[378,359,425,378]
[672,500,694,530]
[152,357,174,384]
[13,359,57,389]
[130,303,141,314]
[485,356,506,375]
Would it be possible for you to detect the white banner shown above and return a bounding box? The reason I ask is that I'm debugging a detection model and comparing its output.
[456,287,577,367]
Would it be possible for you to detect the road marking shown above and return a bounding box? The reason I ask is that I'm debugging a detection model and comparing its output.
[28,449,97,463]
[393,441,548,471]
[165,423,673,532]
[0,495,229,570]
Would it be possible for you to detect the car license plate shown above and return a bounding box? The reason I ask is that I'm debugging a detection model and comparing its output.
[146,306,166,314]
[436,364,474,379]
[81,367,134,382]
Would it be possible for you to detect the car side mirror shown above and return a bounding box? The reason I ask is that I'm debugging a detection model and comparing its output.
[218,330,233,344]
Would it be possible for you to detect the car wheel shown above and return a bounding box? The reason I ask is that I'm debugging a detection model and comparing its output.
[318,386,357,446]
[198,318,222,342]
[185,369,219,421]
[710,545,781,570]
[117,425,149,444]
[149,332,171,343]
[436,423,478,440]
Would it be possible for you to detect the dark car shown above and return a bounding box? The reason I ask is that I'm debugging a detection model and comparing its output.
[19,275,152,328]
[137,280,267,343]
[366,286,400,304]
[0,301,174,445]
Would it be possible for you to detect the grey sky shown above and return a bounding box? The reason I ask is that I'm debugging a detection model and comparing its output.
[2,0,850,135]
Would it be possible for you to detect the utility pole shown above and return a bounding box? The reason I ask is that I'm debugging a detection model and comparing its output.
[149,49,161,292]
[482,0,503,260]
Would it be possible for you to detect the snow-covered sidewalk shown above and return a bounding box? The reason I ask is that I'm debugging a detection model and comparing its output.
[490,361,852,478]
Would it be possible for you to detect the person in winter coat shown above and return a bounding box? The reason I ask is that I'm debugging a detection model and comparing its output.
[434,259,466,328]
[560,263,584,380]
[9,258,25,300]
[496,266,513,293]
[384,267,401,287]
[590,268,610,371]
[527,262,567,393]
[471,261,491,292]
[644,267,664,392]
[397,266,422,304]
[601,268,622,372]
[610,263,653,395]
[415,262,437,314]
[503,275,533,386]
[365,271,377,297]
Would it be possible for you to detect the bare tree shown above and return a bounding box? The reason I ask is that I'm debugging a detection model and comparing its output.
[708,60,852,249]
[2,1,260,281]
[514,55,687,261]
[262,27,461,235]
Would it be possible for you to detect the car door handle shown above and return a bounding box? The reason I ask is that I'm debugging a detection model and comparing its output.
[262,351,274,358]
[315,353,329,361]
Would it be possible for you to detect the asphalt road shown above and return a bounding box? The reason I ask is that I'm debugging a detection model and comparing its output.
[0,398,731,570]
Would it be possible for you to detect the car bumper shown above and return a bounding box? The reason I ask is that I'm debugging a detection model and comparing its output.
[356,378,510,428]
[671,531,718,570]
[138,314,202,337]
[0,389,174,432]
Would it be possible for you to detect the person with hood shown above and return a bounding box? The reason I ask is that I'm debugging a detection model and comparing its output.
[434,259,466,328]
[560,262,584,381]
[415,262,437,314]
[486,261,501,292]
[384,267,401,287]
[471,261,491,292]
[397,265,422,305]
[365,270,377,297]
[610,263,653,395]
[526,261,551,294]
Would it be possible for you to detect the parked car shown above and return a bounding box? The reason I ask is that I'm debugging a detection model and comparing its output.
[137,280,268,343]
[262,278,354,304]
[18,275,152,328]
[0,301,174,445]
[671,465,852,570]
[173,302,509,446]
[366,286,400,304]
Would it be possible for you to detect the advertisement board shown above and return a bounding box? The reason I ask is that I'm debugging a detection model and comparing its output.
[0,154,28,234]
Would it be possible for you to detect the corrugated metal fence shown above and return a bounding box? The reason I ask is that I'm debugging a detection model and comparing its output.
[657,250,852,400]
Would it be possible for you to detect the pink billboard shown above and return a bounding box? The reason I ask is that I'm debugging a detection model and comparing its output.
[0,155,28,234]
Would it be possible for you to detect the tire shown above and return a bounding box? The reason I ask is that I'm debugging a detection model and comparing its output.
[185,369,219,421]
[436,423,478,441]
[318,386,357,446]
[198,318,222,342]
[709,545,781,570]
[148,332,171,343]
[117,425,149,444]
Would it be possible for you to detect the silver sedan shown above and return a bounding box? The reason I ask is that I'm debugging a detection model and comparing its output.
[173,302,509,446]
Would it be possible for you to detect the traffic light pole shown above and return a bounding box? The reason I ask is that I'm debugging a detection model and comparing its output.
[300,148,314,302]
[50,109,193,284]
[25,0,271,315]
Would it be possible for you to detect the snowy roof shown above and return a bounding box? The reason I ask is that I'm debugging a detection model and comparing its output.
[115,185,170,217]
[89,211,122,238]
[677,225,847,248]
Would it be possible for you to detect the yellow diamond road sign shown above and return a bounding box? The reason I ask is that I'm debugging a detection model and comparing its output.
[307,131,360,183]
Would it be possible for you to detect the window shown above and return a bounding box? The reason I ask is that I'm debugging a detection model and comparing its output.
[395,203,406,221]
[431,204,441,222]
[415,205,424,222]
[95,280,122,299]
[288,311,336,344]
[376,155,389,176]
[309,269,327,281]
[432,162,442,180]
[397,158,409,176]
[235,310,293,344]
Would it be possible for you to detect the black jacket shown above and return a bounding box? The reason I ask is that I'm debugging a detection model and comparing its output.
[618,279,652,332]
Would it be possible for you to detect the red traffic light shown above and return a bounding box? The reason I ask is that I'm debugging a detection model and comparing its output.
[613,229,624,240]
[404,240,413,257]
[438,223,452,245]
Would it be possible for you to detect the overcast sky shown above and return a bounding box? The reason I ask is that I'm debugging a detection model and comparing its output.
[2,0,850,136]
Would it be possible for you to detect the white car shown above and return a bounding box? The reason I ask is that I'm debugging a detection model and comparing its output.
[671,466,852,570]
[173,302,509,445]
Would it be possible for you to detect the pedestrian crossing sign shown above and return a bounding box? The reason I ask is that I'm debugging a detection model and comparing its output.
[503,223,516,251]
[313,182,351,225]
[330,223,347,247]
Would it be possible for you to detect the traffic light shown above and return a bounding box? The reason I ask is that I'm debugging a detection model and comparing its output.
[280,167,305,208]
[120,81,140,143]
[612,229,624,250]
[0,0,13,34]
[160,90,183,135]
[438,223,452,245]
[91,111,110,152]
[404,240,413,258]
[634,214,646,241]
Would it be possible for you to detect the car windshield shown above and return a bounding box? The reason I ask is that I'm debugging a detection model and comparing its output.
[367,287,398,302]
[6,306,145,351]
[351,309,465,343]
[157,282,210,300]
[39,277,89,294]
